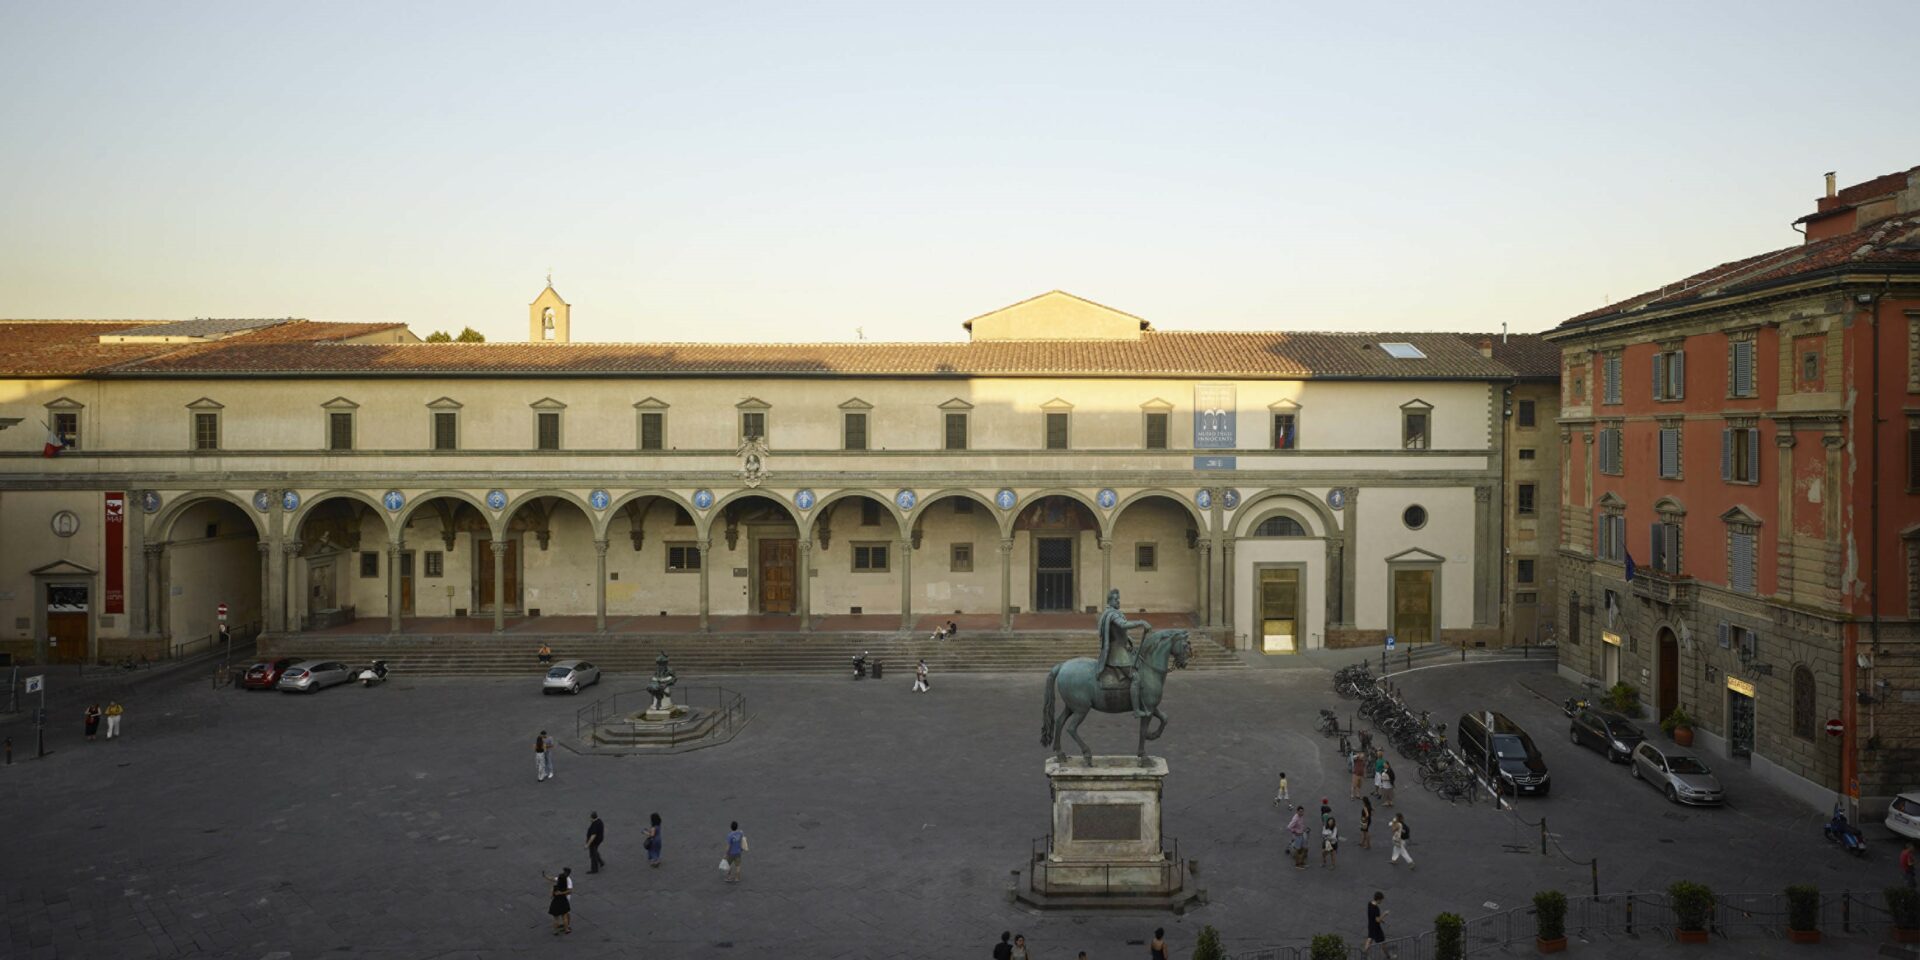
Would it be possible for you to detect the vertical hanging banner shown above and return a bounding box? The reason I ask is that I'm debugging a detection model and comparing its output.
[1193,384,1237,449]
[104,491,125,614]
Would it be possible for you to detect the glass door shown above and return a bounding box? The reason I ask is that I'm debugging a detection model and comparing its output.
[1259,567,1300,653]
[1728,689,1756,761]
[1034,537,1075,611]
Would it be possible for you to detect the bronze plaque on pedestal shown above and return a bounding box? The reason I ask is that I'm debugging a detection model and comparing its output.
[1071,802,1143,841]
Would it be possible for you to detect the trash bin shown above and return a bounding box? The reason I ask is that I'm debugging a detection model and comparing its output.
[872,660,884,680]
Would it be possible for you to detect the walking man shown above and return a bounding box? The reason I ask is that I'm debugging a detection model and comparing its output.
[723,821,747,883]
[1389,813,1413,868]
[105,701,124,739]
[586,811,606,873]
[534,729,554,782]
[1362,891,1389,958]
[1350,750,1365,799]
[1287,805,1308,869]
[993,931,1013,960]
[913,658,929,693]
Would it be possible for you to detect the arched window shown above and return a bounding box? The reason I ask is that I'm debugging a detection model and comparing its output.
[1792,665,1816,740]
[1253,514,1307,537]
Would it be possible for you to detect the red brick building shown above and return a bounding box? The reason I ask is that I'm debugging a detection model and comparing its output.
[1549,165,1920,815]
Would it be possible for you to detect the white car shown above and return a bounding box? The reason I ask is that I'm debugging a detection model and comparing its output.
[542,659,600,695]
[1887,793,1920,840]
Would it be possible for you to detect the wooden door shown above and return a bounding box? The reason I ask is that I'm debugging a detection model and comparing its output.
[1658,631,1679,723]
[1392,569,1434,645]
[309,559,336,611]
[477,540,520,612]
[47,611,88,663]
[399,552,415,615]
[759,539,795,613]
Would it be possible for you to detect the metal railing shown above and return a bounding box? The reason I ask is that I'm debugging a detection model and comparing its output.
[573,684,747,744]
[1024,833,1186,897]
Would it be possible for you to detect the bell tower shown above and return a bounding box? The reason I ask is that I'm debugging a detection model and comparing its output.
[529,278,570,343]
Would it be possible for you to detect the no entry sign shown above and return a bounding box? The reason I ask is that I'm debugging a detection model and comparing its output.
[1826,719,1845,737]
[217,602,229,622]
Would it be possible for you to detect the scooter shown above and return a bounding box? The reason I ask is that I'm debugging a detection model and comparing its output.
[1562,696,1592,718]
[357,659,390,687]
[851,652,868,680]
[1823,804,1867,856]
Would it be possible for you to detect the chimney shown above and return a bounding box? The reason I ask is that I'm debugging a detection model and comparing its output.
[1825,171,1837,198]
[1478,336,1494,358]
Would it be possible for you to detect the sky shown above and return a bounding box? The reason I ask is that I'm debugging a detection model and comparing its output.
[1,1,1916,344]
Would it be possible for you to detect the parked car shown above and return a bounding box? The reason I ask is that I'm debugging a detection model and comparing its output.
[1886,792,1920,840]
[1630,742,1725,805]
[1569,708,1645,763]
[242,658,296,690]
[1457,711,1551,796]
[276,660,355,693]
[543,660,601,695]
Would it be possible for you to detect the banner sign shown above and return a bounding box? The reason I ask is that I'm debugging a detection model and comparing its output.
[104,491,125,614]
[1193,384,1237,449]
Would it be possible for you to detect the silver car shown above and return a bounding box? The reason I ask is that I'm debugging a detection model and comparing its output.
[1631,742,1725,806]
[543,659,600,695]
[276,660,355,693]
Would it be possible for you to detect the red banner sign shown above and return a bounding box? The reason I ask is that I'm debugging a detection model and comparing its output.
[104,491,125,614]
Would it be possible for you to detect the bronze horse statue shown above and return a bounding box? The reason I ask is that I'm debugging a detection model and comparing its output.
[1041,628,1192,764]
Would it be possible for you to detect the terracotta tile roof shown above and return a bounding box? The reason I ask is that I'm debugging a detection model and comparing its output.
[0,320,407,377]
[1455,333,1560,378]
[1558,212,1920,329]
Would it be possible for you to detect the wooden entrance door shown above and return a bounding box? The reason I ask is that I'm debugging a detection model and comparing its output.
[1658,631,1679,723]
[1392,569,1434,645]
[47,612,87,663]
[1034,537,1075,611]
[399,551,415,615]
[477,539,519,612]
[758,539,796,614]
[308,559,336,612]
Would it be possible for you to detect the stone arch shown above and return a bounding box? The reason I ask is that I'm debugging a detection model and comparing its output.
[288,489,394,544]
[150,490,266,542]
[913,488,1008,539]
[603,489,699,526]
[1016,487,1107,537]
[1111,489,1207,541]
[803,488,904,542]
[396,489,497,541]
[1231,487,1339,539]
[1244,508,1316,538]
[502,490,598,553]
[705,488,808,541]
[1652,495,1688,517]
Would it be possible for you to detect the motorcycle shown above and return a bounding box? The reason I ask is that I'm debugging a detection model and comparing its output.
[851,652,868,680]
[1823,804,1867,856]
[357,659,390,687]
[1562,696,1592,718]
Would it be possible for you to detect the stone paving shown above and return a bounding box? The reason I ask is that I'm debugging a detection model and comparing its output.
[0,656,1902,959]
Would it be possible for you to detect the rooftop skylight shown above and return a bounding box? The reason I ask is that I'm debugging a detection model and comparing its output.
[1379,342,1426,359]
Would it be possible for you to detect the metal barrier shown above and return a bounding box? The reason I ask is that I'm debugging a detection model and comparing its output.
[573,684,747,743]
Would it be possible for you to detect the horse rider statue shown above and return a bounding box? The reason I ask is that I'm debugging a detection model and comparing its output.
[1095,588,1152,718]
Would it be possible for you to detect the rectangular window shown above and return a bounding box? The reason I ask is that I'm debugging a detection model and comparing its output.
[433,411,458,451]
[536,412,561,451]
[1516,558,1536,584]
[1144,411,1169,450]
[1651,520,1680,574]
[1730,339,1755,397]
[1652,349,1686,400]
[740,410,766,443]
[193,412,220,451]
[1597,512,1625,562]
[1517,400,1536,428]
[1597,426,1623,475]
[665,542,702,572]
[424,551,444,578]
[1272,413,1298,450]
[843,412,868,451]
[1045,412,1069,450]
[1516,483,1536,516]
[1658,426,1681,479]
[359,551,379,578]
[852,542,890,572]
[53,412,79,450]
[1402,410,1429,450]
[1518,448,1536,460]
[1722,426,1761,484]
[1135,542,1158,571]
[1729,530,1757,594]
[639,412,664,450]
[1602,354,1622,405]
[950,542,973,573]
[328,412,353,451]
[1909,424,1920,489]
[944,412,969,450]
[1798,335,1822,392]
[860,499,881,526]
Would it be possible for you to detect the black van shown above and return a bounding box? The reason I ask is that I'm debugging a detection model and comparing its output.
[1457,711,1551,796]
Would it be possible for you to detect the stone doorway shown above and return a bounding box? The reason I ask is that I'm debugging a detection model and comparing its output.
[1657,628,1679,724]
[757,538,796,614]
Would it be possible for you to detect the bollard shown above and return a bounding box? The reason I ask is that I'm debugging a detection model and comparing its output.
[1842,889,1851,933]
[1625,893,1634,935]
[1540,817,1548,856]
[1590,858,1599,896]
[3,736,9,764]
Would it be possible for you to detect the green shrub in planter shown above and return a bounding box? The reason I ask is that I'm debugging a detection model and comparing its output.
[1309,933,1347,960]
[1784,885,1819,932]
[1887,885,1920,927]
[1669,881,1715,932]
[1192,925,1225,960]
[1434,912,1464,960]
[1534,890,1568,941]
[1606,682,1641,716]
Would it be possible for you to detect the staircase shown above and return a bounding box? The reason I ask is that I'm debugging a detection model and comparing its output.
[256,633,1246,678]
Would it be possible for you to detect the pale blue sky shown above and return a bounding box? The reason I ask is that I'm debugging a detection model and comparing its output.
[2,2,1915,343]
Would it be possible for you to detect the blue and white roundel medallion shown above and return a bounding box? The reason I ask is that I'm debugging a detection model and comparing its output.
[1196,489,1213,511]
[795,489,816,511]
[995,488,1017,511]
[693,489,715,511]
[486,489,508,511]
[383,490,405,512]
[1222,488,1240,510]
[1097,488,1118,510]
[895,489,917,511]
[1327,488,1347,511]
[252,490,272,512]
[141,491,161,514]
[282,490,301,512]
[589,489,611,511]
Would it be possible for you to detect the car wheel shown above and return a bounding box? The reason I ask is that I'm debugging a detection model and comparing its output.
[1631,764,1642,780]
[1570,728,1580,745]
[569,683,579,695]
[1665,785,1679,804]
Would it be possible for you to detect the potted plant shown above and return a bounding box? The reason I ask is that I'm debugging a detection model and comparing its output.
[1669,880,1714,943]
[1435,911,1464,960]
[1534,890,1568,953]
[1606,682,1642,718]
[1309,933,1347,960]
[1889,885,1920,943]
[1785,884,1820,943]
[1662,708,1697,747]
[1192,926,1225,960]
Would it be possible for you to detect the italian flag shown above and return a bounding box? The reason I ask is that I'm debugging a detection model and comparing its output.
[42,422,64,458]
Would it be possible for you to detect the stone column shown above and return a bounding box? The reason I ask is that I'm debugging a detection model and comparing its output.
[594,538,610,634]
[898,537,914,632]
[283,540,304,633]
[1822,433,1847,606]
[143,544,164,635]
[1473,485,1493,630]
[1339,486,1358,629]
[1098,538,1113,604]
[127,493,148,637]
[797,539,813,632]
[491,540,508,634]
[697,538,713,633]
[1775,430,1798,604]
[1222,538,1236,637]
[387,540,404,634]
[999,537,1015,632]
[1197,539,1214,627]
[257,541,275,636]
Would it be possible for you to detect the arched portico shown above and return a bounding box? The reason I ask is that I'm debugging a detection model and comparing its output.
[500,493,598,632]
[148,492,266,655]
[1108,492,1204,626]
[1230,487,1348,655]
[911,490,1009,627]
[289,491,390,633]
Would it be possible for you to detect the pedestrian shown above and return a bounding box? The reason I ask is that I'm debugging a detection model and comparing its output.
[913,658,930,693]
[586,811,605,873]
[723,820,747,883]
[1011,933,1032,960]
[993,930,1013,960]
[1287,806,1308,869]
[538,642,553,666]
[1904,841,1916,889]
[542,866,573,935]
[1358,728,1373,755]
[1322,814,1339,868]
[1371,750,1386,798]
[1362,891,1388,957]
[534,730,554,782]
[1381,761,1397,807]
[1273,770,1289,805]
[645,812,663,867]
[1389,814,1413,868]
[1150,927,1169,960]
[1320,797,1333,828]
[945,619,959,639]
[104,701,123,739]
[1350,750,1365,799]
[1359,796,1374,849]
[84,703,101,741]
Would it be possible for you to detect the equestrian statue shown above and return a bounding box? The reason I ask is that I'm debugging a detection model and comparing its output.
[1040,589,1192,764]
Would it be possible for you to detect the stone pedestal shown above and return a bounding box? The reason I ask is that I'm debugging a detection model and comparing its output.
[641,695,686,722]
[1016,756,1199,911]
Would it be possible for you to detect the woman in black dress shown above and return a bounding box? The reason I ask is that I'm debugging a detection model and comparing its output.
[542,867,573,935]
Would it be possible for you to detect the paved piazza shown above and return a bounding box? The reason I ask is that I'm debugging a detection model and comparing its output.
[0,658,1892,959]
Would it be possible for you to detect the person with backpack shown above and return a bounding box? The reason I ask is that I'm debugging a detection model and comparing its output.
[1389,813,1413,868]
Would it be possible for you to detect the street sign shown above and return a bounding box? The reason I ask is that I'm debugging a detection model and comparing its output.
[217,602,229,622]
[1385,635,1397,651]
[1826,718,1845,737]
[24,675,43,694]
